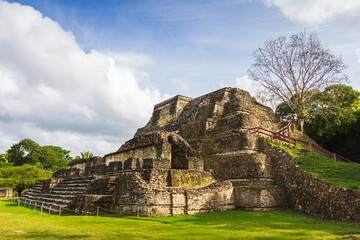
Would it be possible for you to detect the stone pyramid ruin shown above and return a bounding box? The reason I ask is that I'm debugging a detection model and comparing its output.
[21,87,360,221]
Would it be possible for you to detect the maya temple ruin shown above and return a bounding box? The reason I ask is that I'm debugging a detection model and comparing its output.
[21,87,360,222]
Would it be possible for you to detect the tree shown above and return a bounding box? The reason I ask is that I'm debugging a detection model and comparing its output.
[7,139,72,170]
[248,31,347,132]
[76,151,93,159]
[7,139,41,166]
[0,164,52,193]
[276,84,360,163]
[305,84,360,143]
[39,146,72,171]
[0,151,9,163]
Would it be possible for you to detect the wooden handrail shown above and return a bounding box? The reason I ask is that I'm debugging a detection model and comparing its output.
[249,120,358,164]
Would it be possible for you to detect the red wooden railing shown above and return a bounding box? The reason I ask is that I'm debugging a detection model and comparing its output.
[249,119,358,164]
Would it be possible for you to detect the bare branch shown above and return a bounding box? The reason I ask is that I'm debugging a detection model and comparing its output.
[248,31,347,132]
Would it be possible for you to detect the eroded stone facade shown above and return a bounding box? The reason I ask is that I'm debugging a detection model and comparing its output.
[258,138,360,222]
[21,87,359,221]
[22,131,235,216]
[0,188,12,198]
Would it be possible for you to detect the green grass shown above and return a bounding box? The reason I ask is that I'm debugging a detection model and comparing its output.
[0,199,359,239]
[265,138,360,190]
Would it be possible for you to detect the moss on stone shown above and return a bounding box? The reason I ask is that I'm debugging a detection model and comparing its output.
[170,170,214,188]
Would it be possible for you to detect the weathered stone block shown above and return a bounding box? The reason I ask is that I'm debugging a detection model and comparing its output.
[204,153,272,180]
[169,169,214,188]
[171,192,186,207]
[234,186,284,210]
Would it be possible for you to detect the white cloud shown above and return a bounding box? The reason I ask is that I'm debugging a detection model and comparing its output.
[264,0,360,25]
[172,78,190,91]
[234,75,258,96]
[0,1,168,156]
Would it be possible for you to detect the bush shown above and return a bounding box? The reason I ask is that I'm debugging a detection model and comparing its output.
[0,164,52,193]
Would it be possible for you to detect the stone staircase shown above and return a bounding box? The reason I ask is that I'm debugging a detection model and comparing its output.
[21,176,95,213]
[21,181,46,203]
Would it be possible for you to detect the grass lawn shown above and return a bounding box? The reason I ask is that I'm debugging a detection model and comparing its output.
[1,199,359,239]
[265,138,360,190]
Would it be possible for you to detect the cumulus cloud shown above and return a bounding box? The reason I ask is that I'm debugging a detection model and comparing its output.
[234,75,258,96]
[0,1,168,156]
[264,0,360,25]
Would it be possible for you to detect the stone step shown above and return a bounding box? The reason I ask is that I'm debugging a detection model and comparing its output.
[229,178,275,186]
[23,191,40,197]
[62,178,93,183]
[62,176,95,181]
[22,194,42,200]
[43,193,76,199]
[40,197,73,204]
[33,182,44,187]
[21,196,42,202]
[49,187,86,193]
[20,176,95,214]
[49,190,84,195]
[56,182,89,187]
[31,201,67,213]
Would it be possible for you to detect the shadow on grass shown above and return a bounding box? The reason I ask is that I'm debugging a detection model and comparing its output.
[16,233,91,239]
[147,209,360,236]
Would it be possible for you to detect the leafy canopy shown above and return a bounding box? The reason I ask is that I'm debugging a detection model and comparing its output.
[0,164,52,193]
[305,84,360,140]
[75,151,94,159]
[6,138,72,171]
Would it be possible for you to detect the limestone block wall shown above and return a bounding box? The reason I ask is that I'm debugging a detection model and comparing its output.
[203,153,273,180]
[75,172,235,217]
[104,131,202,171]
[0,188,12,197]
[234,186,285,211]
[137,95,193,133]
[104,145,159,166]
[258,138,360,222]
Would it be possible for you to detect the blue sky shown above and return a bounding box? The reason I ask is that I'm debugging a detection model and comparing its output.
[1,0,360,156]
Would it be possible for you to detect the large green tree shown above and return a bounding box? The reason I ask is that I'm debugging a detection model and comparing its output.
[7,139,41,166]
[276,84,360,163]
[39,146,72,171]
[7,139,72,171]
[305,84,360,142]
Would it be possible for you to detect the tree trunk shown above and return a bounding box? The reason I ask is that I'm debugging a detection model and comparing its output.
[298,117,305,132]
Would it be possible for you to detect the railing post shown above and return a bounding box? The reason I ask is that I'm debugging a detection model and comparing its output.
[309,142,312,152]
[333,153,336,161]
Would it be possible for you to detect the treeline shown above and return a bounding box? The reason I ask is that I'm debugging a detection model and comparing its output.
[0,139,73,193]
[276,84,360,163]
